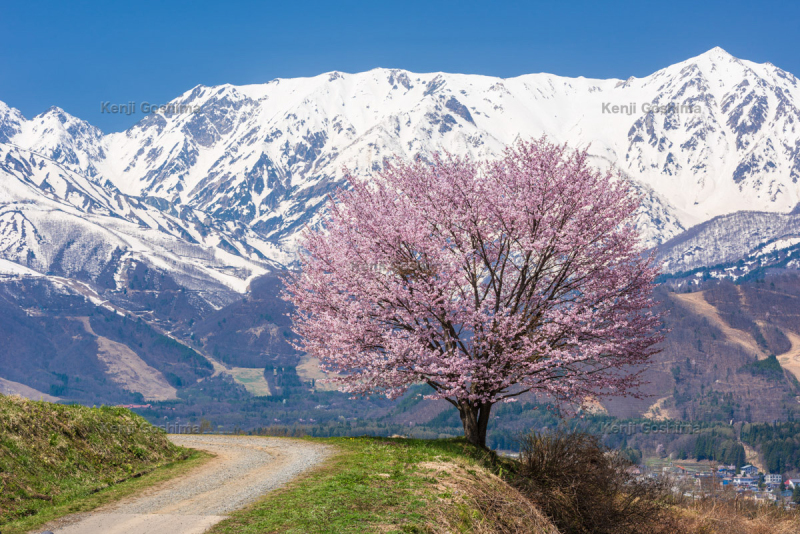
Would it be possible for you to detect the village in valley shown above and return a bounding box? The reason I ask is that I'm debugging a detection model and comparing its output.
[644,461,800,507]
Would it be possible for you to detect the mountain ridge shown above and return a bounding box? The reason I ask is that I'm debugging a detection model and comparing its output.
[2,47,799,269]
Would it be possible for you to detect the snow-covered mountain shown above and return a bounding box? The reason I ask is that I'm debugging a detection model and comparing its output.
[0,142,284,302]
[652,203,800,290]
[2,47,800,286]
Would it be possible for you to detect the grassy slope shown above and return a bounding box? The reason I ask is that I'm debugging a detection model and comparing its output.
[0,394,202,531]
[209,437,558,534]
[210,436,800,534]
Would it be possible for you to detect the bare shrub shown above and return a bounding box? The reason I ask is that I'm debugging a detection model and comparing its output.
[514,430,685,534]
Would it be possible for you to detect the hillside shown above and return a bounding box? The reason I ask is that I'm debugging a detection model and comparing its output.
[9,268,800,441]
[0,395,189,528]
[207,435,800,534]
[608,275,800,424]
[0,277,215,404]
[209,437,562,534]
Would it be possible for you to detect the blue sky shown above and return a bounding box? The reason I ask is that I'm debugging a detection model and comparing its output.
[2,0,798,132]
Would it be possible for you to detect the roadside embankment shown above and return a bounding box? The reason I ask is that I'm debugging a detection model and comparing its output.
[0,394,190,530]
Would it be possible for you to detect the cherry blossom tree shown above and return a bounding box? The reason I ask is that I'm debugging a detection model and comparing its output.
[285,138,662,448]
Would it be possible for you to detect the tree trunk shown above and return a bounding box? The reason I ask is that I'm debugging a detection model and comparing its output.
[458,400,492,448]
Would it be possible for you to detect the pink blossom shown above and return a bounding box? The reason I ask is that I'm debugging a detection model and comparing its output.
[284,138,662,447]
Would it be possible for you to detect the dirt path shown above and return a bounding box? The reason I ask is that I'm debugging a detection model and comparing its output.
[41,435,329,534]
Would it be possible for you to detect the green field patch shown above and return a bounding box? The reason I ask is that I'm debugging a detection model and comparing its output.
[228,367,272,396]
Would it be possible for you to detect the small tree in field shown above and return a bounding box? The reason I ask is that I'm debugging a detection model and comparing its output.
[286,138,662,448]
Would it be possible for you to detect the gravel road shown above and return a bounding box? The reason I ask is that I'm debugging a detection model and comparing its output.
[39,435,330,534]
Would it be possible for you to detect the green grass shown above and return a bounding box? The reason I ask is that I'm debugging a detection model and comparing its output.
[0,394,202,531]
[208,436,507,534]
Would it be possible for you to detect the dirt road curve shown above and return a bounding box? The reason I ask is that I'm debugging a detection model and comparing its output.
[42,435,329,534]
